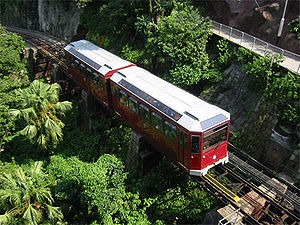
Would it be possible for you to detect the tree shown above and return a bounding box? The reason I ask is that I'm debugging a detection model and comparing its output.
[144,2,213,85]
[0,24,29,150]
[9,80,72,149]
[0,24,27,79]
[47,154,150,224]
[0,161,63,224]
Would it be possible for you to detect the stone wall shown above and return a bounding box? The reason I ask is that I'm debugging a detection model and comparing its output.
[0,0,80,41]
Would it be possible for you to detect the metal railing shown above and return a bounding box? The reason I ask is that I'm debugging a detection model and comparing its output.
[211,20,300,74]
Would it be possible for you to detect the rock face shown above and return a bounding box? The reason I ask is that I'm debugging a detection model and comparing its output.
[0,0,80,41]
[200,63,261,131]
[200,0,300,54]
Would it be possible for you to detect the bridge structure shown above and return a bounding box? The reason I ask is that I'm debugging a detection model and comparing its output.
[211,20,300,75]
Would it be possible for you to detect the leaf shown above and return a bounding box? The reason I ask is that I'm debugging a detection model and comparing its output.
[22,204,42,225]
[0,213,11,224]
[46,204,64,222]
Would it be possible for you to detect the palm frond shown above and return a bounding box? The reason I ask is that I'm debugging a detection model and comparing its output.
[54,101,72,116]
[30,161,43,175]
[22,204,42,225]
[37,134,48,149]
[0,189,22,209]
[0,213,11,224]
[46,204,64,222]
[44,119,63,143]
[48,83,61,103]
[21,107,38,122]
[34,187,53,205]
[8,109,21,118]
[21,125,38,141]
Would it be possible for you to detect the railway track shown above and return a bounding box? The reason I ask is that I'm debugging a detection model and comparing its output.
[7,26,300,225]
[195,145,300,224]
[5,26,69,75]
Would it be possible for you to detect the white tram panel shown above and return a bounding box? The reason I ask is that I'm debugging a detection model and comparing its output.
[111,66,230,132]
[64,40,132,72]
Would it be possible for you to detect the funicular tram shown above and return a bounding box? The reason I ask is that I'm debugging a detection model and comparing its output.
[64,40,230,176]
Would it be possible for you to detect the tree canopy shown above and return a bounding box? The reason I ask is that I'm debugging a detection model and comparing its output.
[47,154,150,224]
[0,161,63,224]
[9,80,72,149]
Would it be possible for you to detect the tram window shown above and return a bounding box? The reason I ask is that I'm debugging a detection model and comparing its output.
[80,64,85,74]
[203,123,228,153]
[164,121,177,141]
[93,72,104,88]
[152,112,163,132]
[74,60,80,70]
[139,104,150,122]
[129,97,138,113]
[93,72,99,85]
[191,136,200,154]
[86,68,92,80]
[119,90,128,106]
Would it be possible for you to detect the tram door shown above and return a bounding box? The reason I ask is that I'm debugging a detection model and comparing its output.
[178,131,189,170]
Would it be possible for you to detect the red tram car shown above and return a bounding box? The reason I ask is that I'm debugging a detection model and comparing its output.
[64,40,230,176]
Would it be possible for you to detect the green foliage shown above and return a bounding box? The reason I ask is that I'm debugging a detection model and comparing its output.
[0,161,63,224]
[145,2,213,85]
[266,72,299,124]
[71,0,92,8]
[234,46,254,65]
[127,160,217,224]
[245,53,283,91]
[53,111,132,162]
[47,155,150,224]
[215,38,237,70]
[289,17,300,39]
[0,24,27,79]
[9,80,72,149]
[0,24,29,149]
[81,0,142,51]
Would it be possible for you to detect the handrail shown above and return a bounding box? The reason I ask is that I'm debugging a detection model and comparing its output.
[210,20,300,74]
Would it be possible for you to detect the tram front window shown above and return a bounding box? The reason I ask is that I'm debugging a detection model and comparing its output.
[203,123,228,153]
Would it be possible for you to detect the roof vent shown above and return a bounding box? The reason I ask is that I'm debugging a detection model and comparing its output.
[184,111,198,121]
[116,72,126,78]
[104,64,112,69]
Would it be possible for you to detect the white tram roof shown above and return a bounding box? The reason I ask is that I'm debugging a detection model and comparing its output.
[111,66,230,132]
[65,40,229,132]
[64,40,131,72]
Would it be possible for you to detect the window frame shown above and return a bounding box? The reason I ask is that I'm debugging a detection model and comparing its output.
[119,90,128,107]
[139,104,151,122]
[151,112,163,132]
[203,123,228,153]
[191,135,200,154]
[164,120,177,141]
[129,97,138,113]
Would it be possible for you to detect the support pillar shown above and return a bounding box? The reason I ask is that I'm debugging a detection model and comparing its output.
[79,89,99,131]
[126,131,162,175]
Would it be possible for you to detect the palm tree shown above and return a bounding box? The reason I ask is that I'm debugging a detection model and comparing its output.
[9,80,72,148]
[0,161,64,224]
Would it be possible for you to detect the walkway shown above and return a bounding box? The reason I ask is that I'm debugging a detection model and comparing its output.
[211,20,300,75]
